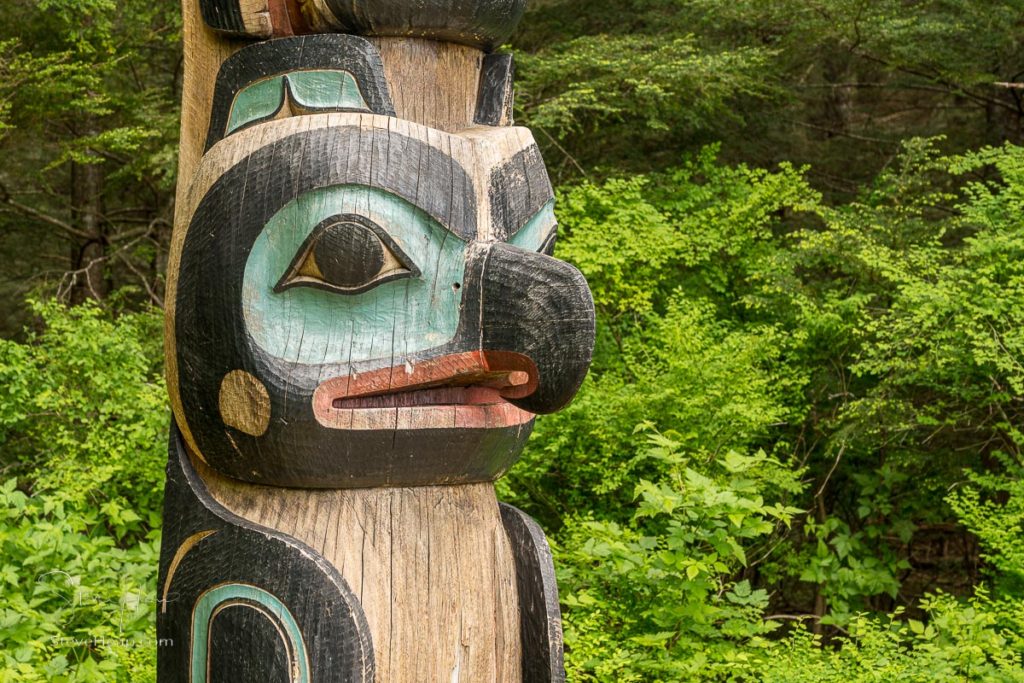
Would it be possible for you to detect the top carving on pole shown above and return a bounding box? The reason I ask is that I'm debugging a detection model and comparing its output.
[198,0,528,50]
[306,0,527,50]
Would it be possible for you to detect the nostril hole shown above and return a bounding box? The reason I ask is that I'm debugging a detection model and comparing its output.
[452,282,461,291]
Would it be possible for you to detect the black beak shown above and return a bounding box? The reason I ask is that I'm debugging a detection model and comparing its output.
[464,242,596,414]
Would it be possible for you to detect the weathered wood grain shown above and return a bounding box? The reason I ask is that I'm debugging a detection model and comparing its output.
[476,53,516,127]
[198,0,309,37]
[500,504,566,683]
[489,143,554,241]
[370,38,484,133]
[300,0,526,51]
[166,115,592,487]
[177,0,242,210]
[464,241,595,415]
[198,457,522,682]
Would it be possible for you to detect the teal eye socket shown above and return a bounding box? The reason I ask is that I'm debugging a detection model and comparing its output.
[226,70,370,136]
[509,200,558,255]
[274,214,419,295]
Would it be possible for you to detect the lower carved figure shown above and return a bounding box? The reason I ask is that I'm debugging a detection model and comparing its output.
[159,426,567,682]
[158,426,374,682]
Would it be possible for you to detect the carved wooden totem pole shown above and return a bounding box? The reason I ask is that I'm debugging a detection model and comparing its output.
[158,1,594,681]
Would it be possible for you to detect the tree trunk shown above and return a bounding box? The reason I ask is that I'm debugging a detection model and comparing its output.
[68,129,108,302]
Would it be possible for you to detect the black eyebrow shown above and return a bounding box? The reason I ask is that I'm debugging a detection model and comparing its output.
[489,144,554,241]
[196,125,477,241]
[205,34,396,152]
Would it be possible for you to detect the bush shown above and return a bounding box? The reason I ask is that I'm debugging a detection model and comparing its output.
[0,300,165,681]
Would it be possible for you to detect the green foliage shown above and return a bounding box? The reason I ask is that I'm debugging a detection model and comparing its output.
[0,0,181,327]
[559,434,799,681]
[501,141,1024,680]
[757,595,1024,683]
[518,35,774,174]
[949,456,1024,594]
[0,0,181,181]
[0,480,159,683]
[0,301,164,681]
[554,145,819,320]
[518,0,1024,191]
[0,299,168,510]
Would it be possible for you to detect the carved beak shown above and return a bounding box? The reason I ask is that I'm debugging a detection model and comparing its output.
[468,242,596,414]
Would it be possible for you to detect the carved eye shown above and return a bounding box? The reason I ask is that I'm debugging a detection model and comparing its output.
[508,201,558,255]
[274,215,419,295]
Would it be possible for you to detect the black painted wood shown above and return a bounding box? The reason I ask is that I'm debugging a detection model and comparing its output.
[315,221,385,287]
[197,0,245,36]
[176,123,594,486]
[490,144,554,241]
[274,214,420,295]
[319,0,527,51]
[475,53,515,127]
[178,126,522,488]
[469,242,595,415]
[539,231,557,257]
[205,35,396,151]
[157,425,375,682]
[208,605,292,682]
[499,503,566,683]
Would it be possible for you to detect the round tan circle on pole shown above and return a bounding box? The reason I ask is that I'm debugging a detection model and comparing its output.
[218,370,271,437]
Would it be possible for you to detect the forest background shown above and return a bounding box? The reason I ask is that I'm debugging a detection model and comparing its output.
[2,1,1024,680]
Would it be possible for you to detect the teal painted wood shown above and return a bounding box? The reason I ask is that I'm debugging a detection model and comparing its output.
[287,71,367,111]
[227,71,370,135]
[191,583,311,683]
[205,36,395,150]
[509,200,557,252]
[226,78,282,133]
[241,185,466,366]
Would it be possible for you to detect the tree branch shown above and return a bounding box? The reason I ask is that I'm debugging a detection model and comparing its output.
[0,184,91,241]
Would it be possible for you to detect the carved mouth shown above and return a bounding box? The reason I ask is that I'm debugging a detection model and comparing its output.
[312,351,538,430]
[333,385,510,410]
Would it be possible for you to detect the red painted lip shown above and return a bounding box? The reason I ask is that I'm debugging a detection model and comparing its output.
[312,351,539,430]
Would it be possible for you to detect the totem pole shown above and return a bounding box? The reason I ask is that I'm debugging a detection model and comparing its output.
[158,1,595,681]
